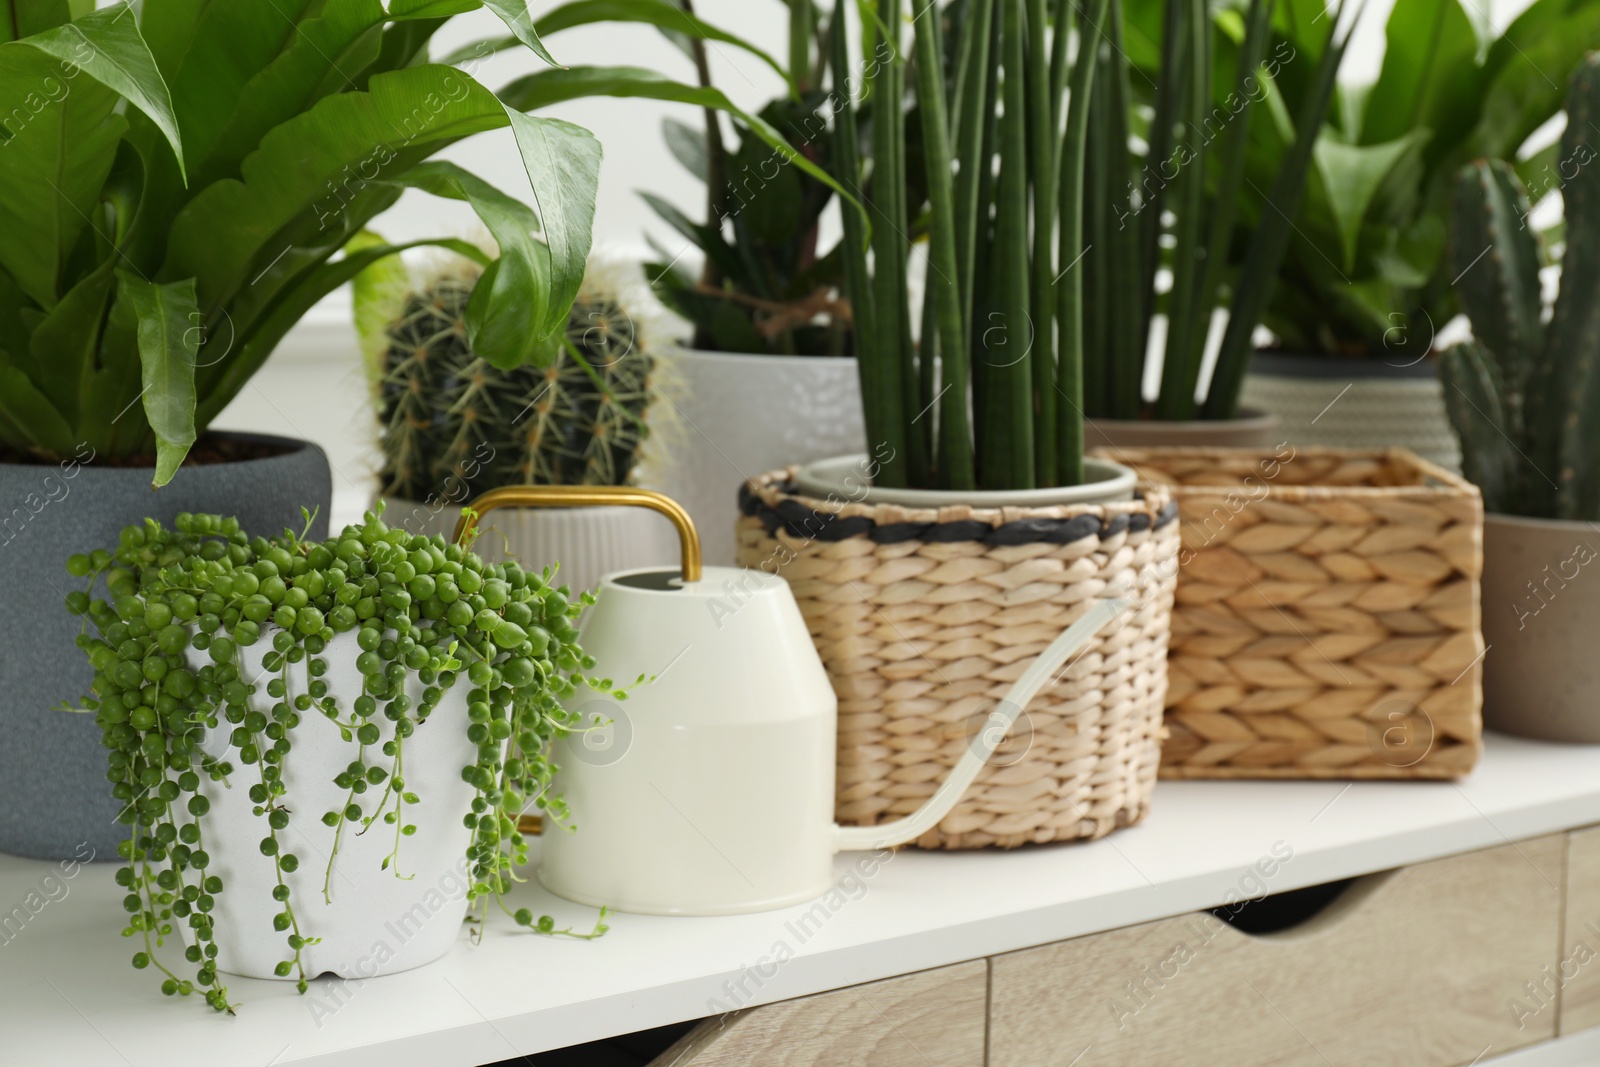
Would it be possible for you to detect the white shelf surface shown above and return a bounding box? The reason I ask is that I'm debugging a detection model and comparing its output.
[1485,1026,1600,1066]
[5,731,1600,1067]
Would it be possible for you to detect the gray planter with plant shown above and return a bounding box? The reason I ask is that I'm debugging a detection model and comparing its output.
[1237,0,1600,462]
[1077,0,1356,439]
[1440,56,1600,741]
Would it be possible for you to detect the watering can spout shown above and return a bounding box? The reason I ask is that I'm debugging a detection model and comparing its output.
[832,598,1131,854]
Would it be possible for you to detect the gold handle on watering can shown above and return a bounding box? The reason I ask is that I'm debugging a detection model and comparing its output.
[452,485,702,583]
[453,486,702,837]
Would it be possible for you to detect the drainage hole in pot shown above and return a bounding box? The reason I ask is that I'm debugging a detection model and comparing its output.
[1211,877,1358,934]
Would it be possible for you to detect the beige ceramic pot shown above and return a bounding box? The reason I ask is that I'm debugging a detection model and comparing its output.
[1480,512,1600,742]
[1085,408,1280,451]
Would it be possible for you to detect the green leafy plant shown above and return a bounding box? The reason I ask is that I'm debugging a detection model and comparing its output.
[831,0,1104,490]
[1249,0,1600,359]
[1085,0,1359,420]
[1440,57,1600,520]
[0,0,843,487]
[373,262,659,502]
[0,1,594,485]
[643,1,853,357]
[64,507,622,1013]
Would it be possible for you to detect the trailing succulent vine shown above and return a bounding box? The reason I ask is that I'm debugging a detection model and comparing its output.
[1441,55,1600,520]
[375,265,659,504]
[65,507,622,1013]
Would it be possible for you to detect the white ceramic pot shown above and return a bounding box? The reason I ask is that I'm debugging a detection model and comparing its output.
[1240,351,1460,470]
[382,496,679,598]
[791,454,1138,506]
[653,348,865,566]
[1480,512,1600,742]
[190,631,477,980]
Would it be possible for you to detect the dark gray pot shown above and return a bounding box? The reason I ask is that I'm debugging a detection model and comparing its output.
[0,432,331,861]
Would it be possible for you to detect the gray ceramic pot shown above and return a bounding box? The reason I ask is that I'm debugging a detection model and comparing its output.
[0,432,331,860]
[1480,512,1600,742]
[1240,351,1460,471]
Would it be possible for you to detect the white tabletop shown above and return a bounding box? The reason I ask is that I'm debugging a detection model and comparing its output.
[5,730,1599,1067]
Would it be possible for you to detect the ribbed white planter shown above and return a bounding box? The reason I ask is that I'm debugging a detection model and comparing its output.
[1240,352,1460,471]
[655,348,865,565]
[190,631,477,980]
[382,497,679,597]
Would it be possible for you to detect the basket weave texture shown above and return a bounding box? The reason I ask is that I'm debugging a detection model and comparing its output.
[736,470,1180,850]
[1093,446,1484,779]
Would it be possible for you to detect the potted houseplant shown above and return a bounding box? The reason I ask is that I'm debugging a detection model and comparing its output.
[363,257,680,594]
[1440,56,1600,742]
[1231,0,1600,467]
[63,509,611,1012]
[1080,0,1356,449]
[1,0,846,862]
[0,0,613,861]
[643,0,867,565]
[737,0,1181,849]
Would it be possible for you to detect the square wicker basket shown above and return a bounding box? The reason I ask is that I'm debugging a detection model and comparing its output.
[1095,446,1484,779]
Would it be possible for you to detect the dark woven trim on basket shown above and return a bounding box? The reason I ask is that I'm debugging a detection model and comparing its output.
[738,481,1179,546]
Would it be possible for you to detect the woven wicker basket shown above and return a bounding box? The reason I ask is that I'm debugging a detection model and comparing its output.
[1093,446,1484,779]
[735,470,1180,850]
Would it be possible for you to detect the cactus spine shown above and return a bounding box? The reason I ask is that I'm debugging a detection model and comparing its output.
[1443,55,1600,520]
[377,266,655,504]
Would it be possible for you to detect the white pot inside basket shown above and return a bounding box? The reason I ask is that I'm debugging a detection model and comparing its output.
[186,630,477,981]
[792,455,1137,507]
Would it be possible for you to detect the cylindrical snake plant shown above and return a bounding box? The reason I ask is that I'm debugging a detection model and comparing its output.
[831,0,1107,491]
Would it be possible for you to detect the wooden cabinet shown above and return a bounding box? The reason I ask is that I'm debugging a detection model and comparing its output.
[653,960,987,1067]
[647,835,1582,1066]
[1560,825,1600,1035]
[987,837,1563,1067]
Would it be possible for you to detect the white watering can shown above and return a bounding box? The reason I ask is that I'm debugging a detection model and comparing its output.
[459,487,1128,916]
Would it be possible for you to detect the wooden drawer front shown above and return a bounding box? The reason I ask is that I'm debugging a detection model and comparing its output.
[990,837,1563,1067]
[1560,826,1600,1034]
[654,960,986,1067]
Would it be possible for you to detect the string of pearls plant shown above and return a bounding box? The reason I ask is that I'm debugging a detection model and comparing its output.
[65,507,622,1014]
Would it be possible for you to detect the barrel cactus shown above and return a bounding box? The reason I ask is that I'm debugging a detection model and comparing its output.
[376,264,658,503]
[1441,56,1600,520]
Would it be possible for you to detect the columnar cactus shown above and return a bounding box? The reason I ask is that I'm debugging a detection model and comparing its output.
[376,266,656,503]
[1442,55,1600,520]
